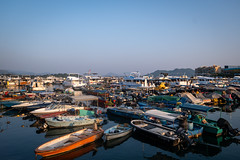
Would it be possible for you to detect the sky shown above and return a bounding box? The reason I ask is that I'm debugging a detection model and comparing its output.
[0,0,240,75]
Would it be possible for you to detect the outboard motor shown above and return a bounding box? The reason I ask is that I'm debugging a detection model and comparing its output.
[178,116,188,131]
[217,118,240,137]
[176,127,194,146]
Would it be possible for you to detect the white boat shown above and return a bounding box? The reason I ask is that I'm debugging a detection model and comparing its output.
[104,123,133,141]
[12,100,52,110]
[45,115,101,128]
[31,79,46,91]
[179,92,204,104]
[30,103,84,116]
[63,73,87,88]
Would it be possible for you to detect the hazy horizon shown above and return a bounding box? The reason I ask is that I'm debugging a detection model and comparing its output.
[1,0,240,75]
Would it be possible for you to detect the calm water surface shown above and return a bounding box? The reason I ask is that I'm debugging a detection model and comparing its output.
[1,104,240,160]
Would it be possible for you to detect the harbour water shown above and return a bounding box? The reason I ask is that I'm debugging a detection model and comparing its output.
[1,104,240,160]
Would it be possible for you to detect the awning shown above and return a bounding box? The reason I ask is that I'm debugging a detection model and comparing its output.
[71,95,99,102]
[180,103,214,112]
[144,109,181,122]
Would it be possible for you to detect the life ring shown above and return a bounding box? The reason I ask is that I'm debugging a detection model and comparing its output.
[42,123,48,129]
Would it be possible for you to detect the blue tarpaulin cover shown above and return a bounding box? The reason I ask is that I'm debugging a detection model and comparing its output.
[180,103,214,112]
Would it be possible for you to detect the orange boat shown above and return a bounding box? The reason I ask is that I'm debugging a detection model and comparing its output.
[35,127,104,157]
[0,95,26,101]
[41,139,103,160]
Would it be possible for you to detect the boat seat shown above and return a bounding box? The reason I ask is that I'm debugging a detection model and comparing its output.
[143,124,155,130]
[138,124,148,128]
[68,136,80,141]
[149,127,166,135]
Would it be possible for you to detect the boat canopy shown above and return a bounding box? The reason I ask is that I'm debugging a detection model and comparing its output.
[144,109,181,122]
[71,95,98,102]
[179,103,214,112]
[78,109,95,116]
[147,95,180,103]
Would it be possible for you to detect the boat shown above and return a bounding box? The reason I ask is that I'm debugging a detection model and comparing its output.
[179,92,204,105]
[11,100,52,111]
[40,139,103,160]
[104,123,133,141]
[44,115,102,128]
[0,100,22,108]
[147,95,187,108]
[179,103,223,136]
[144,109,203,138]
[0,95,26,101]
[131,120,182,146]
[180,103,240,137]
[30,103,84,116]
[62,73,87,88]
[35,127,104,157]
[31,79,46,91]
[107,106,144,119]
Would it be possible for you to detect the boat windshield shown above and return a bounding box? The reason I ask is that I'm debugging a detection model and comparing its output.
[46,103,59,110]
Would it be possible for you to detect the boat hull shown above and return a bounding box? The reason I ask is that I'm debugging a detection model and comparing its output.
[107,108,143,119]
[45,117,96,128]
[104,124,133,141]
[131,120,181,146]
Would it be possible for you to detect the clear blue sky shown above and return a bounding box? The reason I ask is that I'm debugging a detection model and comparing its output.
[0,0,240,75]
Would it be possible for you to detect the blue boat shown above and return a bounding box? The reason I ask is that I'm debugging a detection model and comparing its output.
[107,107,144,119]
[0,101,22,108]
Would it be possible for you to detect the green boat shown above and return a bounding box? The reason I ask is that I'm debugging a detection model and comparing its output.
[180,103,223,136]
[192,114,222,136]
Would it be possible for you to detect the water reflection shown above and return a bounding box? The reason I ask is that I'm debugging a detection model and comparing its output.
[220,104,239,113]
[132,130,188,157]
[132,130,225,158]
[104,133,132,149]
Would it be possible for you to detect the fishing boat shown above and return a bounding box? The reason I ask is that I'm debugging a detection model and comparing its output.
[104,123,133,141]
[107,106,144,119]
[144,109,203,138]
[179,103,223,136]
[131,120,182,146]
[35,127,104,157]
[147,95,187,108]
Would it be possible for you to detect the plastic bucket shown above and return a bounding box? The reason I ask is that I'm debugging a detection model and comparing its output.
[188,122,193,130]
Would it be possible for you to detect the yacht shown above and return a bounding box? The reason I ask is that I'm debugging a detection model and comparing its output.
[62,73,87,88]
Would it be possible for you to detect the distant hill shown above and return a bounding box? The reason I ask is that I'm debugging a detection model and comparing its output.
[146,68,195,77]
[0,69,47,75]
[0,70,11,74]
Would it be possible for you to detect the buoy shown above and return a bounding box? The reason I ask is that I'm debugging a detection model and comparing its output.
[21,125,24,127]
